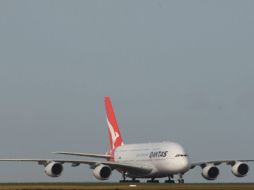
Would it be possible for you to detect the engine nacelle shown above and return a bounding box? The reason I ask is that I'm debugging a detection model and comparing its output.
[202,165,220,180]
[45,162,63,177]
[232,162,249,177]
[93,164,112,180]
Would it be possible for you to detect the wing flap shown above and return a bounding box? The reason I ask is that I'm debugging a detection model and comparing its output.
[0,159,98,166]
[52,152,112,159]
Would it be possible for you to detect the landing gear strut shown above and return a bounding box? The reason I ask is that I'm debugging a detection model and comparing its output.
[119,172,140,183]
[177,174,184,184]
[165,175,175,183]
[147,177,159,183]
[131,178,140,183]
[119,172,126,183]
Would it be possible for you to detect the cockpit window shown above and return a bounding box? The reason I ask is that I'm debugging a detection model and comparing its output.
[175,154,188,157]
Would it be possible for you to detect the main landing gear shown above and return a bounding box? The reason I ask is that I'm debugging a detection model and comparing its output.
[146,178,159,183]
[164,175,175,183]
[119,172,126,183]
[119,172,127,183]
[165,174,185,184]
[119,172,140,183]
[119,172,184,184]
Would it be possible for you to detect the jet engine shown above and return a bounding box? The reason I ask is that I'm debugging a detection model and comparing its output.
[93,164,112,180]
[202,164,219,180]
[232,162,249,177]
[45,162,63,177]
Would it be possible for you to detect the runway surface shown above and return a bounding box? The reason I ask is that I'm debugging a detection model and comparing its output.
[0,183,253,190]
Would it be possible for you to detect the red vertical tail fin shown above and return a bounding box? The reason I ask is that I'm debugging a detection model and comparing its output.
[104,96,123,157]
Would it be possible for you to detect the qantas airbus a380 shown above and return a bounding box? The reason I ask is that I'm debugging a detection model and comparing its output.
[0,96,253,183]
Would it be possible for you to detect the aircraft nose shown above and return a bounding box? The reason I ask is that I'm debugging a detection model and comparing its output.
[177,157,190,173]
[169,157,190,173]
[182,157,191,171]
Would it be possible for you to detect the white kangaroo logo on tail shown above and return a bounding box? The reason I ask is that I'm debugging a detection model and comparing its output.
[107,118,119,149]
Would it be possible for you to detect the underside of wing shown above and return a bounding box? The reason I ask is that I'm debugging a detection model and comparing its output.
[50,153,153,174]
[0,159,153,175]
[190,159,254,181]
[100,161,153,175]
[191,159,254,169]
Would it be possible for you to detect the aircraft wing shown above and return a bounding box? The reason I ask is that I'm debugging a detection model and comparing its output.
[0,159,96,166]
[52,152,112,159]
[191,159,254,169]
[0,159,152,174]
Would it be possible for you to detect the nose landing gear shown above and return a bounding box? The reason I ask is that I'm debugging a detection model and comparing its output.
[177,174,184,184]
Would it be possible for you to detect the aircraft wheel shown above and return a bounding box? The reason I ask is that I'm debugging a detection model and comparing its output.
[147,180,159,183]
[165,179,175,183]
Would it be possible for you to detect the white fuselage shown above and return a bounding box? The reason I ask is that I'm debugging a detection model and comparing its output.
[114,142,190,178]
